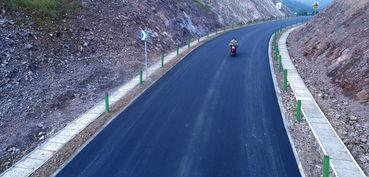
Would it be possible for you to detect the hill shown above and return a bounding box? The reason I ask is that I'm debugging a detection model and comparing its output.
[288,0,369,173]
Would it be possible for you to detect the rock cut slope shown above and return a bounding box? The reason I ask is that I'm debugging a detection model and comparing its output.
[289,0,369,102]
[287,0,369,173]
[205,0,291,24]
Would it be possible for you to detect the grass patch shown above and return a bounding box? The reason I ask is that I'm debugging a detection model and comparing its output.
[192,0,210,9]
[0,0,83,19]
[17,0,59,18]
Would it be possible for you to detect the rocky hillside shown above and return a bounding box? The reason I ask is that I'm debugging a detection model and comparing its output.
[289,0,369,102]
[288,0,369,173]
[0,0,289,172]
[205,0,291,24]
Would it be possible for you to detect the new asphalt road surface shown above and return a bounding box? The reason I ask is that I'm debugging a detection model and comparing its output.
[56,17,310,177]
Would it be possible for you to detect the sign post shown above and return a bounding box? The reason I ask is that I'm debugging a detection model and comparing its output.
[140,30,150,80]
[313,1,319,15]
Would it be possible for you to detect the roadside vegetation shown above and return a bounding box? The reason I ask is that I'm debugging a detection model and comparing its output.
[192,0,210,9]
[0,0,83,19]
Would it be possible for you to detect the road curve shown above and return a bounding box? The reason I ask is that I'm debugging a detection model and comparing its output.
[56,17,308,177]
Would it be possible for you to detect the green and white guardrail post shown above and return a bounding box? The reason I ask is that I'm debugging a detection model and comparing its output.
[139,70,143,86]
[296,100,301,122]
[284,69,288,91]
[323,155,330,177]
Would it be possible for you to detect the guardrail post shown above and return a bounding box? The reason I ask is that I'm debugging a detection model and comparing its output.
[274,45,278,59]
[296,100,301,122]
[105,92,109,113]
[323,155,330,177]
[176,45,179,56]
[284,69,288,91]
[187,39,190,49]
[275,52,278,60]
[161,53,164,68]
[140,71,143,86]
[278,55,282,72]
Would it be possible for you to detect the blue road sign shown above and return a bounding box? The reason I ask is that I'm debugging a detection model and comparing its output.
[140,30,150,41]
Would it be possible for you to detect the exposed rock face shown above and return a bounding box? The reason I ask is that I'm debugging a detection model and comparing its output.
[288,1,369,173]
[289,0,369,102]
[0,0,289,172]
[205,0,290,24]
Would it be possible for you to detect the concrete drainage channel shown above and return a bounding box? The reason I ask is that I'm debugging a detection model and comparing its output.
[271,25,366,176]
[0,17,297,177]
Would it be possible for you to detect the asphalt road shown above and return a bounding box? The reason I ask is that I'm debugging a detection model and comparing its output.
[56,17,310,177]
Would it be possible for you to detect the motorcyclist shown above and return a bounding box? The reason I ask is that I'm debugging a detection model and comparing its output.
[229,38,238,56]
[229,38,239,48]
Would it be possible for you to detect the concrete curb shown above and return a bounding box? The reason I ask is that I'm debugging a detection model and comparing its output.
[277,26,366,177]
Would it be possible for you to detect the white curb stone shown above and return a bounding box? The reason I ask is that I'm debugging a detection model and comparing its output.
[27,150,53,161]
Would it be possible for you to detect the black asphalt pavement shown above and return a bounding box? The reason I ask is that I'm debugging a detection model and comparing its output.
[56,17,310,177]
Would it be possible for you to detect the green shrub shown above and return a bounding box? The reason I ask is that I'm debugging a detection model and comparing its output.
[0,0,19,11]
[16,0,59,17]
[0,0,83,19]
[192,0,209,9]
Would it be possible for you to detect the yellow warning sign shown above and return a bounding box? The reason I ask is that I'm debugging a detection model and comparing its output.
[313,2,319,9]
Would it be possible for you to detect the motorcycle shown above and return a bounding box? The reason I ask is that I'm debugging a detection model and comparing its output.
[230,45,237,56]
